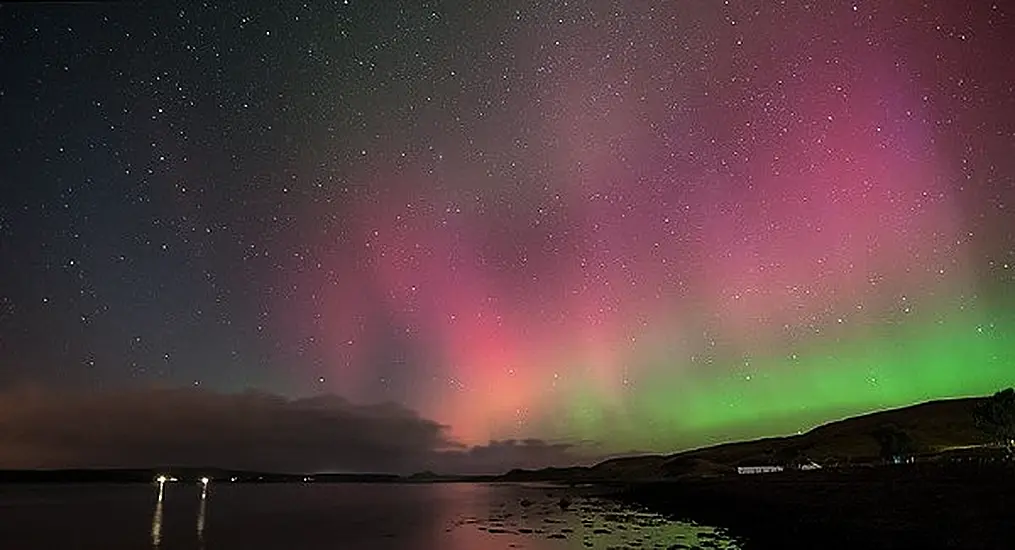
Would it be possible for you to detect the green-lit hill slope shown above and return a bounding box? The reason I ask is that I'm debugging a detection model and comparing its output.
[500,393,1000,482]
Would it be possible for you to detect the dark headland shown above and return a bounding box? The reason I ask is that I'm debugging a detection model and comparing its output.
[499,391,1015,549]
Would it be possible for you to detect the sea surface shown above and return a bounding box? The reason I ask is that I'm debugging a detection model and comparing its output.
[0,482,742,549]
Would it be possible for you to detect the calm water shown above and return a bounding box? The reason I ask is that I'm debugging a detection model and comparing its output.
[0,482,741,549]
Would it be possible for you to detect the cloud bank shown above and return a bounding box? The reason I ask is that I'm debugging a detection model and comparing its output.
[0,387,587,474]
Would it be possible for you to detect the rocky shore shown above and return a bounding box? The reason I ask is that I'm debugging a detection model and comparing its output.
[614,463,1015,549]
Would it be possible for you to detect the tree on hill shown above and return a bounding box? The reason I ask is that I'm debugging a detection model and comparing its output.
[972,388,1015,460]
[872,424,913,464]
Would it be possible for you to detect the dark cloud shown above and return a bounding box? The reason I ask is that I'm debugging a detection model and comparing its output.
[0,387,587,474]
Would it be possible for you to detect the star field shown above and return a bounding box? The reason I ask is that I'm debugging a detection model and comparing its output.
[0,1,1013,456]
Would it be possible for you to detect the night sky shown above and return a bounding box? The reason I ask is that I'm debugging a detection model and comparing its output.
[0,1,1013,472]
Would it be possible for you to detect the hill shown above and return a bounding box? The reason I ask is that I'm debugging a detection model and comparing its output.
[655,395,989,477]
[497,394,995,482]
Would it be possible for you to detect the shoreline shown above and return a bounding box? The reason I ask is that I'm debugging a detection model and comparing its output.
[610,464,1015,549]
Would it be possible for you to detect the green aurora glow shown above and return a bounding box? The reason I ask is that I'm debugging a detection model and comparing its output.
[550,301,1013,453]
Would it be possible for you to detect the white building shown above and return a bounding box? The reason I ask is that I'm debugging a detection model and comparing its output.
[798,460,823,471]
[736,465,784,475]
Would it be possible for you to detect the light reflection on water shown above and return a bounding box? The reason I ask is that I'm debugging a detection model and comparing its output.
[150,481,208,549]
[425,483,743,550]
[150,492,163,548]
[0,483,742,549]
[196,486,206,549]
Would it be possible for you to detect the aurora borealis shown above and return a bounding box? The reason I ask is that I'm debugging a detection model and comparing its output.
[1,2,1013,468]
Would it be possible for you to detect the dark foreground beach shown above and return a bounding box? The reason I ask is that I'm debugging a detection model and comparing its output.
[616,464,1015,550]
